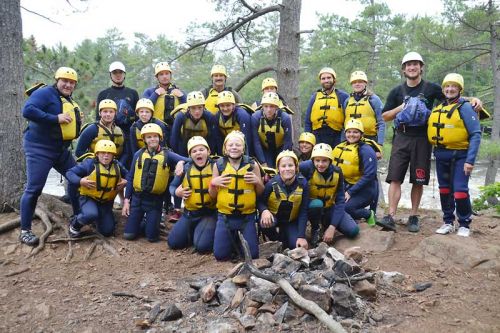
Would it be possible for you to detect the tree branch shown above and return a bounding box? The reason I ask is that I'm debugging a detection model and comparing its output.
[234,66,276,91]
[297,29,315,36]
[239,0,258,13]
[20,6,61,25]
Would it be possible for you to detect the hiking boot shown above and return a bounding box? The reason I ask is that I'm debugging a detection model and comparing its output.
[68,225,82,238]
[168,209,182,223]
[407,215,420,233]
[457,226,471,237]
[436,223,454,235]
[19,230,39,246]
[366,210,377,227]
[376,215,396,231]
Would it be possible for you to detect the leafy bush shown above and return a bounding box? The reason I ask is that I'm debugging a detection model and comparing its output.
[472,182,500,214]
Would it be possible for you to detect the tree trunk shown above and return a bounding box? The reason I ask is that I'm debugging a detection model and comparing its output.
[0,0,25,212]
[277,0,301,138]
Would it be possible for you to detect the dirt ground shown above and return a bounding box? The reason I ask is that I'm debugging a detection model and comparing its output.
[0,208,499,333]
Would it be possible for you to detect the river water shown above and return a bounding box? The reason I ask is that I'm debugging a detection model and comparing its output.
[42,161,489,210]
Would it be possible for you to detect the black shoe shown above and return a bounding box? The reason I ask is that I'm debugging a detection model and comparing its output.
[376,215,396,231]
[19,230,39,246]
[407,215,420,233]
[68,225,82,238]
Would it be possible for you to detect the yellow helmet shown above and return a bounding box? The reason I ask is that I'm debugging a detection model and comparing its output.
[223,130,245,155]
[261,92,280,107]
[187,136,210,154]
[94,140,117,155]
[344,119,364,133]
[276,150,298,168]
[210,64,227,77]
[298,132,316,146]
[98,99,117,111]
[318,67,336,80]
[261,77,278,90]
[311,143,333,161]
[217,91,235,105]
[350,71,368,83]
[54,67,78,82]
[155,62,172,75]
[135,98,154,113]
[140,123,163,139]
[442,73,464,91]
[186,91,206,108]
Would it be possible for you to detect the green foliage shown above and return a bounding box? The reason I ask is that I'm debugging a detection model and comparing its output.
[478,138,500,160]
[472,182,500,214]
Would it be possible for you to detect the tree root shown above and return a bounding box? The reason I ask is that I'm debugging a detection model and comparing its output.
[84,239,101,261]
[65,241,74,263]
[0,217,21,234]
[27,208,53,258]
[47,234,100,243]
[5,266,30,277]
[237,232,347,333]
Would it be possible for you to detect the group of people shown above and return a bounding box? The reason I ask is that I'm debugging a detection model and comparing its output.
[18,51,483,261]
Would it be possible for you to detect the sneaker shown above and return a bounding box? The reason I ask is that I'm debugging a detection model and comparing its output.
[19,230,39,246]
[168,209,182,222]
[436,223,454,235]
[407,215,420,233]
[366,210,377,227]
[68,225,82,238]
[376,215,396,231]
[457,226,471,237]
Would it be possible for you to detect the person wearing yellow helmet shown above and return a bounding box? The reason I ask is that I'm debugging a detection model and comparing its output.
[343,71,385,150]
[295,132,316,162]
[19,66,82,246]
[304,67,349,148]
[427,73,481,238]
[95,61,140,167]
[66,140,128,238]
[258,150,310,249]
[251,92,293,167]
[299,143,359,247]
[143,62,186,139]
[201,64,242,114]
[209,130,264,261]
[379,52,483,233]
[122,123,188,242]
[129,98,169,155]
[332,119,379,228]
[167,136,217,252]
[170,91,219,156]
[251,77,288,110]
[215,91,254,156]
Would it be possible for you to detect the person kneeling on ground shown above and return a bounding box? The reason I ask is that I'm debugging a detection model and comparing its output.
[259,150,310,250]
[299,143,359,247]
[167,136,217,252]
[209,130,264,261]
[66,140,128,237]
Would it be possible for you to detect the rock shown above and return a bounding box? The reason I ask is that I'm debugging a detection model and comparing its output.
[340,318,362,330]
[248,276,279,294]
[274,302,288,324]
[232,273,249,286]
[258,302,278,314]
[272,253,294,267]
[189,278,210,290]
[327,247,346,261]
[335,226,395,253]
[35,302,51,319]
[334,259,361,277]
[298,285,332,312]
[188,291,200,302]
[238,314,256,329]
[207,320,238,333]
[272,254,302,275]
[245,306,258,316]
[290,272,307,289]
[201,281,217,303]
[161,304,182,321]
[283,304,304,323]
[377,271,406,284]
[257,312,276,325]
[308,276,330,288]
[287,247,309,260]
[148,303,162,323]
[135,319,151,329]
[331,284,358,317]
[371,311,384,322]
[260,241,282,258]
[319,257,335,270]
[243,297,261,309]
[226,263,243,278]
[353,280,377,300]
[413,282,433,292]
[344,246,364,263]
[217,279,238,306]
[247,288,273,304]
[253,258,272,269]
[308,242,329,258]
[231,288,245,309]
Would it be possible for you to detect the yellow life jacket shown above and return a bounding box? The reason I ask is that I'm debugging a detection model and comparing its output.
[267,178,304,222]
[310,90,344,131]
[216,156,256,215]
[132,148,170,195]
[332,141,362,184]
[79,160,121,202]
[181,116,208,141]
[344,96,377,136]
[181,161,216,211]
[88,123,124,156]
[59,96,82,141]
[204,87,221,115]
[427,101,469,150]
[153,85,181,125]
[308,169,340,208]
[257,111,285,149]
[218,112,241,137]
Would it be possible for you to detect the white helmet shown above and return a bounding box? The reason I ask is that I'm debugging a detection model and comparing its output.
[401,52,424,67]
[109,61,126,73]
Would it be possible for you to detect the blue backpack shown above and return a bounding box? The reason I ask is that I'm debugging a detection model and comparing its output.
[394,82,431,128]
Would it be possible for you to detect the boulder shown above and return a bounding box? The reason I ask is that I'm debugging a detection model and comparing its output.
[353,280,377,300]
[331,284,358,317]
[248,276,280,294]
[335,225,395,253]
[217,279,238,306]
[259,241,282,258]
[298,285,332,312]
[161,304,182,321]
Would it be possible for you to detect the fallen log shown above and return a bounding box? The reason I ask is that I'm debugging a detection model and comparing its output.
[237,232,347,333]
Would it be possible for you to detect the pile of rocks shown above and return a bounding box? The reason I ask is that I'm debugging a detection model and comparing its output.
[186,242,384,331]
